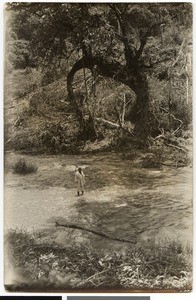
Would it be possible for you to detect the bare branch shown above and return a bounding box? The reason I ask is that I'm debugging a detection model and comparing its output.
[171,38,186,68]
[64,46,79,61]
[121,93,126,126]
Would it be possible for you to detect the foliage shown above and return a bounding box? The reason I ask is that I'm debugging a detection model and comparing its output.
[5,3,192,66]
[13,158,38,174]
[5,228,192,291]
[4,3,192,149]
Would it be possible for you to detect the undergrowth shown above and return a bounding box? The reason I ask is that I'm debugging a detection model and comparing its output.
[5,228,192,291]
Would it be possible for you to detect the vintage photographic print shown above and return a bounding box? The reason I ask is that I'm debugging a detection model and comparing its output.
[4,1,192,292]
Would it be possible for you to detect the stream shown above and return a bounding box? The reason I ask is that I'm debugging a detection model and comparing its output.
[4,152,193,247]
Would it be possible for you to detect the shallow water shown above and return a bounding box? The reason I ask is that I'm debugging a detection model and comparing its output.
[4,152,192,246]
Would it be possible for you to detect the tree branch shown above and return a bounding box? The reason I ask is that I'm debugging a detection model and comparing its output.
[171,38,186,68]
[67,55,137,92]
[108,3,136,66]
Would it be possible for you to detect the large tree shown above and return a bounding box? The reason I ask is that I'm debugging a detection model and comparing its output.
[6,2,192,141]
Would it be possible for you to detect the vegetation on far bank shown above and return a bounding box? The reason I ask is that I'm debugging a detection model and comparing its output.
[4,69,192,169]
[5,228,192,291]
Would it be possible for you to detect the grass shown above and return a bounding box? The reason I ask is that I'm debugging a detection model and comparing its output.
[13,158,38,174]
[5,228,192,291]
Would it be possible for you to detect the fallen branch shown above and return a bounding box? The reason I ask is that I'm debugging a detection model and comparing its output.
[149,133,188,154]
[5,138,12,145]
[171,123,183,136]
[95,117,120,129]
[12,117,21,129]
[159,106,183,136]
[55,221,135,244]
[160,106,183,125]
[75,269,109,287]
[95,117,134,136]
[164,142,188,153]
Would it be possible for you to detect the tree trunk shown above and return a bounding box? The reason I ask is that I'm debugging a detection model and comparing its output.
[126,70,151,141]
[67,58,97,140]
[86,113,97,141]
[67,56,151,142]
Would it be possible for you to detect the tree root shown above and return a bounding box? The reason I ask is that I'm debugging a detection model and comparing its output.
[55,221,135,244]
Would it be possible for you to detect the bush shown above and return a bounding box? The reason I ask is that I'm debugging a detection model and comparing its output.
[13,158,38,174]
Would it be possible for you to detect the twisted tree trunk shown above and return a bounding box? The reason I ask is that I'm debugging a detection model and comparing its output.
[67,57,96,140]
[67,54,150,141]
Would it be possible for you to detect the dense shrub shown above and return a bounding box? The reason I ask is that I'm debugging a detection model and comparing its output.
[13,158,38,174]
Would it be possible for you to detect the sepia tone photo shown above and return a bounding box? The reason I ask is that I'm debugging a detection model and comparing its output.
[4,2,192,292]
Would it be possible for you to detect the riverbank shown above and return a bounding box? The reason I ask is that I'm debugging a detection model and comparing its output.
[5,227,192,292]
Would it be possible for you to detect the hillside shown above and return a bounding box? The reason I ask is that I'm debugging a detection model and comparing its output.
[5,70,81,154]
[4,65,192,171]
[4,67,136,154]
